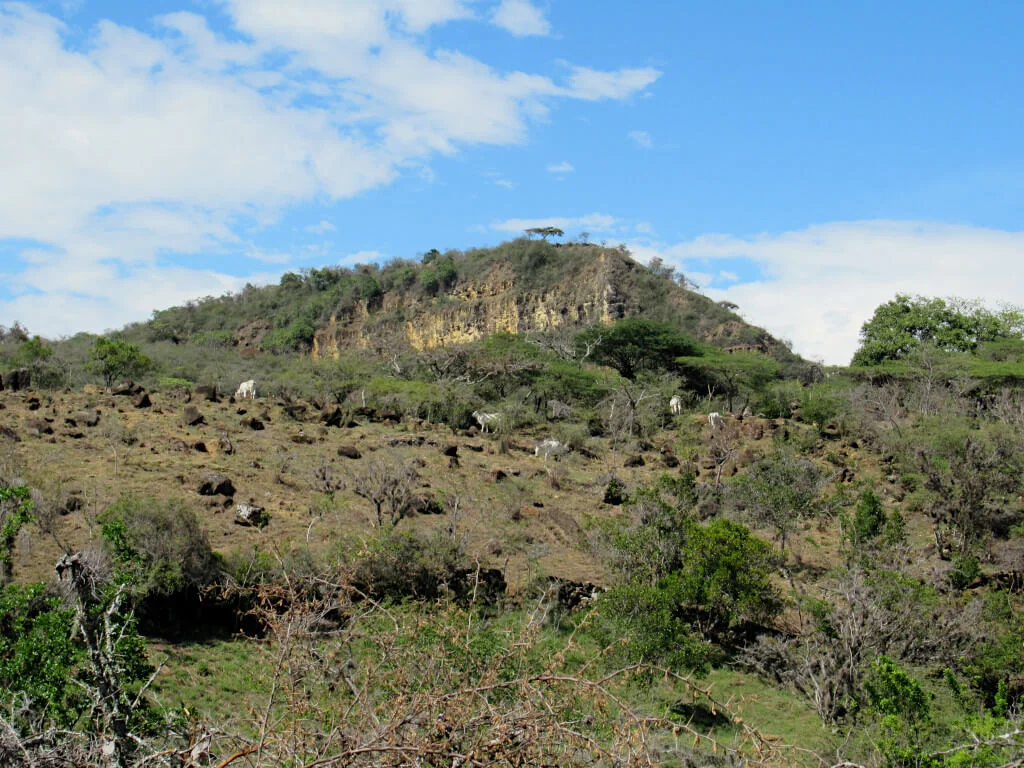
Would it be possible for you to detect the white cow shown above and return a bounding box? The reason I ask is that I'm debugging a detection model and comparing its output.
[708,412,725,430]
[534,438,570,460]
[235,379,256,400]
[669,395,684,415]
[472,410,502,433]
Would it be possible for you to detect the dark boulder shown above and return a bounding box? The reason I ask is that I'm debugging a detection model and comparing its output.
[320,407,345,428]
[282,403,308,421]
[624,455,645,468]
[183,405,205,426]
[194,384,220,403]
[241,416,264,431]
[0,425,20,442]
[27,397,41,411]
[69,410,100,428]
[1,368,30,392]
[198,473,235,497]
[337,445,362,459]
[133,392,152,409]
[26,416,53,436]
[111,381,143,396]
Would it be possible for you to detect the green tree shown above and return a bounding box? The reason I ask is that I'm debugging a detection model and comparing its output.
[852,294,1024,366]
[578,318,700,380]
[729,451,828,549]
[89,337,152,387]
[676,350,779,412]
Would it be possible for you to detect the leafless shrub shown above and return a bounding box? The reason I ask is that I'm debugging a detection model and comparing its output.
[350,453,418,528]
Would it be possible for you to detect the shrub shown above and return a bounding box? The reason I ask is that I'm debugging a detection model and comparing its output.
[99,496,221,598]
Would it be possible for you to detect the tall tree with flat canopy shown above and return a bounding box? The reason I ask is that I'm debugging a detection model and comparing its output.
[578,318,700,380]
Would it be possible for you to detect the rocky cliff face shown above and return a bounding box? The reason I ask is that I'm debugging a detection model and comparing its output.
[312,250,639,358]
[304,245,778,359]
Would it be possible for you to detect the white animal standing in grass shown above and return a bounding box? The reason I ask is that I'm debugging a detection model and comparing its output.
[669,395,684,415]
[472,410,502,433]
[235,379,256,400]
[708,411,724,430]
[534,438,570,460]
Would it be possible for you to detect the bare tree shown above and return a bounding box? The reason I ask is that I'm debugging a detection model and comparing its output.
[351,454,418,528]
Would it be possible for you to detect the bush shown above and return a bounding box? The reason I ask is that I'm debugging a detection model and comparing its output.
[350,530,468,601]
[99,497,221,598]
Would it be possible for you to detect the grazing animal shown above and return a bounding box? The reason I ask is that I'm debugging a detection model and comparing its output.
[235,379,256,400]
[669,395,684,415]
[708,412,725,430]
[534,438,570,460]
[472,410,502,433]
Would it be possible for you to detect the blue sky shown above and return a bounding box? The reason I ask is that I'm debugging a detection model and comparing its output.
[2,0,1023,363]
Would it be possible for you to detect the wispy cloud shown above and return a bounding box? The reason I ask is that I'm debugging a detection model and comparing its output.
[546,160,574,174]
[305,220,336,234]
[631,220,1024,364]
[628,130,652,148]
[492,213,618,233]
[491,0,550,36]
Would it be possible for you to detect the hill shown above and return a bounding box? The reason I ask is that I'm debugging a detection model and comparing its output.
[125,239,791,359]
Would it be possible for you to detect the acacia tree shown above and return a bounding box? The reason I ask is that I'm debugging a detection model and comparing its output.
[852,294,1024,366]
[578,318,699,380]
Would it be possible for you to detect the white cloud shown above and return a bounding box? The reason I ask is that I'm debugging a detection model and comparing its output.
[628,129,652,148]
[305,220,337,234]
[492,213,618,234]
[490,0,550,36]
[341,250,387,266]
[635,221,655,235]
[719,270,738,282]
[494,178,516,190]
[566,65,660,100]
[634,220,1024,365]
[546,160,574,173]
[0,1,660,337]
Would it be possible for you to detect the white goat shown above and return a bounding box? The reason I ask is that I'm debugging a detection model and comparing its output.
[472,410,502,433]
[235,379,256,400]
[669,395,684,415]
[708,412,724,430]
[534,438,570,460]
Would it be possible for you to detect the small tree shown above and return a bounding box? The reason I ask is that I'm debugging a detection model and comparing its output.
[89,338,151,388]
[730,451,828,549]
[351,455,418,529]
[579,318,700,380]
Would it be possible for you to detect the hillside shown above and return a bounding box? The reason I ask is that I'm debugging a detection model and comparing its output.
[1,287,1022,767]
[126,239,790,359]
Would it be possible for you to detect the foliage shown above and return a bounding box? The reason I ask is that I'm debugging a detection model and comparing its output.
[0,485,33,584]
[850,486,886,546]
[801,381,848,434]
[0,583,84,729]
[676,349,780,411]
[578,318,700,380]
[729,451,828,549]
[89,337,152,387]
[852,294,1024,366]
[99,496,221,598]
[905,418,1024,553]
